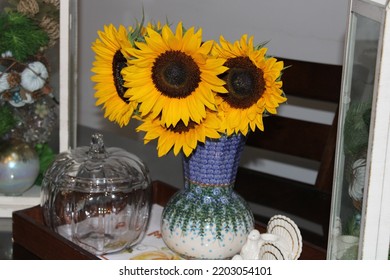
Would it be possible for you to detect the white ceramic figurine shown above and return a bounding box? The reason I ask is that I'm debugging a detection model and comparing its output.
[232,215,302,260]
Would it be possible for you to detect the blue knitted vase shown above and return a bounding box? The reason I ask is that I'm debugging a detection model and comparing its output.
[161,134,254,259]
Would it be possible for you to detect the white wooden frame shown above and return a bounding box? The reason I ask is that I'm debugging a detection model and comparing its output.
[328,0,390,259]
[59,0,78,152]
[357,0,390,259]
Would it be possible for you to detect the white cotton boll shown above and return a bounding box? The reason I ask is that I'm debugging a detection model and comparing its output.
[24,93,34,104]
[1,51,13,58]
[20,61,49,92]
[0,72,10,93]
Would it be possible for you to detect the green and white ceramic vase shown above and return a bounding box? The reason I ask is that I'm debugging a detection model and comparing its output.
[161,133,254,259]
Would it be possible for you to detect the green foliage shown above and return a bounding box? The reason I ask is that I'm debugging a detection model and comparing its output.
[345,213,361,237]
[128,11,146,47]
[34,143,56,186]
[344,102,371,157]
[6,0,59,23]
[0,11,49,61]
[127,10,169,48]
[163,183,253,241]
[0,105,16,138]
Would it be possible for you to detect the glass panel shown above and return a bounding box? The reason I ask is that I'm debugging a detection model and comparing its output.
[328,12,380,259]
[0,1,77,202]
[0,1,61,191]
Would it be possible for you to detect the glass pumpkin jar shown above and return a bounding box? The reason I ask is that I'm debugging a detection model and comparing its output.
[41,133,152,255]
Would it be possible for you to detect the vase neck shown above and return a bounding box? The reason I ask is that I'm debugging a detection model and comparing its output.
[183,134,246,187]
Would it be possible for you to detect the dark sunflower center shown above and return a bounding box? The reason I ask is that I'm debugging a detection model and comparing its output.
[167,120,196,133]
[112,50,129,103]
[221,56,265,109]
[152,50,201,99]
[230,69,255,95]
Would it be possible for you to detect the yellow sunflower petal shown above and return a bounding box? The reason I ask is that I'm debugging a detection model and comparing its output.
[213,34,286,135]
[124,22,226,127]
[90,24,137,127]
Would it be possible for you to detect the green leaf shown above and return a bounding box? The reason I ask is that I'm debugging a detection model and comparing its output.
[34,143,56,186]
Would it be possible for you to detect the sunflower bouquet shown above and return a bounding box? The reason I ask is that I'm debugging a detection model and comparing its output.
[91,20,286,157]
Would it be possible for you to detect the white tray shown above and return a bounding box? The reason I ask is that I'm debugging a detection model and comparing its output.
[0,185,41,218]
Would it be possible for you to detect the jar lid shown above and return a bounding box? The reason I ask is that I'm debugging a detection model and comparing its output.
[44,133,150,192]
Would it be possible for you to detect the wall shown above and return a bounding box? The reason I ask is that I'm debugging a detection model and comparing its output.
[76,0,350,187]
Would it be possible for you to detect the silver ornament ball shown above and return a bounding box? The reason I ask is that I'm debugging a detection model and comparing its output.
[0,139,40,196]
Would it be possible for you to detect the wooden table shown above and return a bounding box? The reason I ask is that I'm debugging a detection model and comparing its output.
[12,181,326,260]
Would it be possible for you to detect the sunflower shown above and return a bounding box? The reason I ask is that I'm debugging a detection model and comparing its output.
[213,34,287,136]
[136,111,222,157]
[121,22,228,127]
[91,24,137,127]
